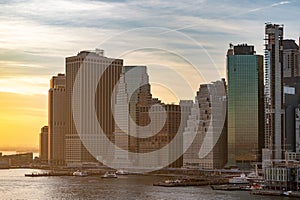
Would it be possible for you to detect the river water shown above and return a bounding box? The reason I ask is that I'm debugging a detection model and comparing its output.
[0,169,296,200]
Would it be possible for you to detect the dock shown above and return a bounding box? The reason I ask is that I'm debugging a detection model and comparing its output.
[153,178,228,187]
[251,190,283,196]
[210,184,249,191]
[25,171,73,177]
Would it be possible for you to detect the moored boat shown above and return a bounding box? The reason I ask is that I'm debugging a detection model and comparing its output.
[229,173,249,184]
[116,169,129,175]
[102,172,118,178]
[73,170,88,177]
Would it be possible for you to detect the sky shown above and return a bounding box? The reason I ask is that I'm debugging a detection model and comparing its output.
[0,0,300,150]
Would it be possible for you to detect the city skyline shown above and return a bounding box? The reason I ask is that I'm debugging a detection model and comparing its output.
[1,0,300,149]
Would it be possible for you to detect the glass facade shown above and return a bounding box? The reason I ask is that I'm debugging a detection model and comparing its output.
[227,50,264,168]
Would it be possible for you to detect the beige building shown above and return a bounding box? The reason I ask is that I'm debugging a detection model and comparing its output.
[137,103,182,168]
[39,126,48,163]
[65,49,123,166]
[183,79,227,169]
[48,73,66,166]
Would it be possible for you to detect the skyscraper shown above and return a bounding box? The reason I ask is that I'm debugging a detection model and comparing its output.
[112,73,131,168]
[264,23,284,160]
[284,77,300,152]
[137,103,182,168]
[283,39,299,78]
[227,44,264,168]
[123,66,149,165]
[295,107,300,152]
[65,49,123,166]
[282,39,300,153]
[48,73,66,166]
[39,126,48,163]
[183,79,227,169]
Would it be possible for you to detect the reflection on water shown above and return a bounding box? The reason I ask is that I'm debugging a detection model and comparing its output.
[0,169,292,200]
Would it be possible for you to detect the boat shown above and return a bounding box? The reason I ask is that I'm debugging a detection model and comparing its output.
[246,172,264,182]
[283,191,292,196]
[116,169,129,175]
[228,173,250,184]
[102,172,118,178]
[164,179,182,184]
[25,171,49,177]
[72,170,88,177]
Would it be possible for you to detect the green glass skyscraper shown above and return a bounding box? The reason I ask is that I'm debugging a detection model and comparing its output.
[227,44,264,169]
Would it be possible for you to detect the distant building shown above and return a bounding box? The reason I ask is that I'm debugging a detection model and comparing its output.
[296,107,300,153]
[112,73,132,168]
[284,77,300,152]
[48,73,66,166]
[227,44,264,169]
[137,103,182,168]
[183,79,227,169]
[1,153,33,166]
[177,100,193,168]
[123,66,149,166]
[65,49,123,166]
[40,126,48,163]
[283,39,300,78]
[130,81,161,167]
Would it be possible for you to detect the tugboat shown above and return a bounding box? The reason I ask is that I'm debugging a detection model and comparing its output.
[102,171,118,178]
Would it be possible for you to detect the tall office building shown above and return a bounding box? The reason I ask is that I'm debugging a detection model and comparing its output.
[65,49,123,166]
[122,71,190,168]
[48,73,66,166]
[39,126,48,163]
[264,23,284,160]
[227,44,264,168]
[283,39,300,153]
[112,73,131,168]
[284,77,300,152]
[176,100,193,168]
[123,66,149,165]
[283,39,299,78]
[183,79,227,169]
[137,103,182,168]
[129,82,156,158]
[295,107,300,153]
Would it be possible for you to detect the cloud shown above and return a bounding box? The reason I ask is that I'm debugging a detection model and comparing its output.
[0,0,298,97]
[248,0,291,12]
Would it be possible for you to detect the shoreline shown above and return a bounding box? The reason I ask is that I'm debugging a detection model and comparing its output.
[3,168,300,198]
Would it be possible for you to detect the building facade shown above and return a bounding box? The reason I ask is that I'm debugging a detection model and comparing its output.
[227,44,264,168]
[284,77,300,152]
[283,39,299,78]
[123,66,149,165]
[48,73,66,166]
[296,107,300,153]
[112,73,131,168]
[137,103,182,168]
[264,23,284,160]
[39,126,48,163]
[65,49,123,166]
[183,79,227,169]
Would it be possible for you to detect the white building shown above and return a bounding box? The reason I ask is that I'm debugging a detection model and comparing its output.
[183,79,227,169]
